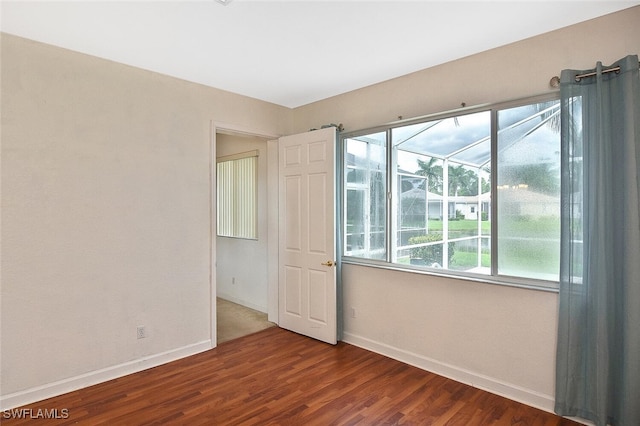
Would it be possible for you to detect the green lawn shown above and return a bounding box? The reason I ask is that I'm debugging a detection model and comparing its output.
[451,251,491,268]
[411,217,560,277]
[426,217,559,237]
[498,216,560,237]
[428,219,491,235]
[362,217,561,278]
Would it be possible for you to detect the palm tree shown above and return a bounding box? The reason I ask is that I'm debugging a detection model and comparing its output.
[416,157,443,195]
[448,164,476,196]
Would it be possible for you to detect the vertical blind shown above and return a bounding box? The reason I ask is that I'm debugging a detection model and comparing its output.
[217,151,258,239]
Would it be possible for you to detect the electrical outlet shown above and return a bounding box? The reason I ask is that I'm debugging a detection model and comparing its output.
[351,307,357,318]
[137,326,146,339]
[232,277,236,285]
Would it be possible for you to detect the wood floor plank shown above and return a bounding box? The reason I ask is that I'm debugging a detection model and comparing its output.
[2,327,581,425]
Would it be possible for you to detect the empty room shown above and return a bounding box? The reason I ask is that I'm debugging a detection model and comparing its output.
[2,1,639,425]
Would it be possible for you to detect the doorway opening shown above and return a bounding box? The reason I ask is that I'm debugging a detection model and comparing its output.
[215,131,274,344]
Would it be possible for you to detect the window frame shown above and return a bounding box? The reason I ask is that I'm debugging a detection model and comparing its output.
[340,93,561,291]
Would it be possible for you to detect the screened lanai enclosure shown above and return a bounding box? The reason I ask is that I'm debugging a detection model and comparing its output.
[343,99,562,282]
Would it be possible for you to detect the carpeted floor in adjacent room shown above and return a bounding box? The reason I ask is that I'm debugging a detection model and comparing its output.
[216,298,275,344]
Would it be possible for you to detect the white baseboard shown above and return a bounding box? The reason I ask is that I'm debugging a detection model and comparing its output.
[342,331,555,414]
[0,340,212,411]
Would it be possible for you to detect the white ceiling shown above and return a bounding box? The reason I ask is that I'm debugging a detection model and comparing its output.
[1,1,638,108]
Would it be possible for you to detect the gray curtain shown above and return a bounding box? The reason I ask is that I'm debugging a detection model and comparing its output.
[555,55,640,425]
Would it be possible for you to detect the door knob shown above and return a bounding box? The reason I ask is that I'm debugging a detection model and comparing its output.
[321,260,335,267]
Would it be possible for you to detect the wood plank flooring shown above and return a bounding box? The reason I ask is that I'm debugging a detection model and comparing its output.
[3,327,580,425]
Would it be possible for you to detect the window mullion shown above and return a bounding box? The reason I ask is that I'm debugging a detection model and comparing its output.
[490,109,498,276]
[388,129,396,264]
[364,143,371,255]
[442,158,449,269]
[477,165,483,269]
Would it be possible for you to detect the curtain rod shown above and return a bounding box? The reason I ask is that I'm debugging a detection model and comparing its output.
[549,62,640,87]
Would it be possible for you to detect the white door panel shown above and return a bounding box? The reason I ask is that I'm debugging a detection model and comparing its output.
[278,128,336,344]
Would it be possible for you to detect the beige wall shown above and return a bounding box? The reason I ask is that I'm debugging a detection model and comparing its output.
[293,6,640,411]
[0,33,291,405]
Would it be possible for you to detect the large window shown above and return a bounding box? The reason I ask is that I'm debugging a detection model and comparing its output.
[342,97,561,285]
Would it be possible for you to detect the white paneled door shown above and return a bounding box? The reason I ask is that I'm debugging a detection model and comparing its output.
[278,128,337,344]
